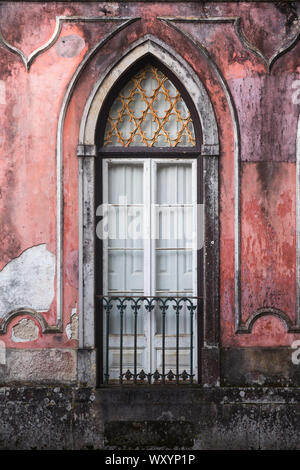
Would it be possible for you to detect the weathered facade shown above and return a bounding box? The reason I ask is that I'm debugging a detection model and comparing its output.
[1,0,300,449]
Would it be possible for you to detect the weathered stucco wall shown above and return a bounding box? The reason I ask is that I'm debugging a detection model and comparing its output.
[0,1,300,386]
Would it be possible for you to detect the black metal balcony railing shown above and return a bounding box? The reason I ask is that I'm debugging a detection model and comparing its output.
[97,295,202,385]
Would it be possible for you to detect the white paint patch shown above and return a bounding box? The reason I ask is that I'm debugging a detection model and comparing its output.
[0,340,6,365]
[0,81,6,105]
[0,244,56,317]
[65,324,71,340]
[66,306,78,340]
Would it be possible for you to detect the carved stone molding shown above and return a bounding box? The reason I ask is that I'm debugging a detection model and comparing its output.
[77,144,97,157]
[201,144,220,156]
[3,14,298,73]
[236,307,300,334]
[0,15,138,71]
[159,17,300,73]
[0,308,62,335]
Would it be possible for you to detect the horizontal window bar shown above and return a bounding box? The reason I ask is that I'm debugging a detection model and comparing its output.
[107,291,144,294]
[105,204,144,207]
[154,204,193,207]
[107,248,144,251]
[155,247,192,251]
[99,294,202,298]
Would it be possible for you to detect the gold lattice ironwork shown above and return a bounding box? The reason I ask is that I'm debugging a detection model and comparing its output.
[103,64,196,147]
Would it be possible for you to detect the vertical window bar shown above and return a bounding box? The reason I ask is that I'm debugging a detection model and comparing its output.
[134,300,138,384]
[160,299,168,384]
[132,299,140,384]
[188,299,196,384]
[162,308,166,384]
[103,298,111,384]
[118,299,126,384]
[145,160,152,378]
[175,299,181,384]
[190,305,193,384]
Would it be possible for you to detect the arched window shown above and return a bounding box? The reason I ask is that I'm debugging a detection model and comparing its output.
[95,58,203,384]
[103,63,196,148]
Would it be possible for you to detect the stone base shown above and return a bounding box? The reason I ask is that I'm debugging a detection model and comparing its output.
[221,347,300,386]
[0,386,300,450]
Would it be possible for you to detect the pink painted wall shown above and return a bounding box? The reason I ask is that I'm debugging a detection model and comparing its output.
[0,2,300,353]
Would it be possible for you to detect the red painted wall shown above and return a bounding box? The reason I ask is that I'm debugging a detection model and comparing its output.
[0,2,300,353]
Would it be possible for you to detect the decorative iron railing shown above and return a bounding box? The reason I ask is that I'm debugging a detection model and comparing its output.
[97,295,202,385]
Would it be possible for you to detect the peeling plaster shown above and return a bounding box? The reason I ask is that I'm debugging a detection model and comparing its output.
[66,307,78,340]
[0,244,55,317]
[11,318,39,343]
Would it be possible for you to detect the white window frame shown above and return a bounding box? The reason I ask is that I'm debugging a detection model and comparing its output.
[102,157,198,378]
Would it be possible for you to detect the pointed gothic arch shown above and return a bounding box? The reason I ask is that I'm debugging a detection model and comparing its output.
[76,37,220,387]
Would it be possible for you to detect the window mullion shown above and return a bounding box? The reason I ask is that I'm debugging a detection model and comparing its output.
[150,160,157,297]
[192,160,198,297]
[192,159,198,380]
[150,159,158,374]
[103,159,109,296]
[143,159,152,374]
[144,159,151,297]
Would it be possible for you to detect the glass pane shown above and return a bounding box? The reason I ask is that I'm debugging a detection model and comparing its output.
[155,163,194,335]
[106,163,145,335]
[108,250,144,334]
[104,64,196,147]
[156,250,192,293]
[108,164,143,204]
[107,163,144,248]
[108,250,144,293]
[157,163,192,204]
[156,163,193,248]
[108,207,144,249]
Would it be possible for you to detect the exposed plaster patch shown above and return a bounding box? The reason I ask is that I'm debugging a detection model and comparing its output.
[3,349,77,383]
[55,35,85,58]
[11,319,39,343]
[0,80,5,105]
[0,244,56,317]
[66,306,78,340]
